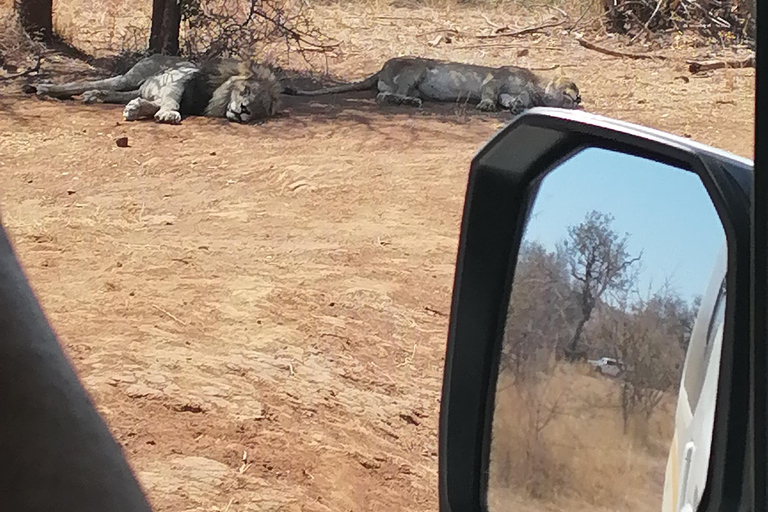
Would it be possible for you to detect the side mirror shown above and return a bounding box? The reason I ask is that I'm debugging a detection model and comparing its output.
[439,108,752,512]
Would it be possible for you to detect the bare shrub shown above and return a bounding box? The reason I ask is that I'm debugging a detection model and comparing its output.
[179,0,337,63]
[595,289,687,438]
[502,241,580,381]
[490,367,574,501]
[602,0,754,43]
[34,0,335,75]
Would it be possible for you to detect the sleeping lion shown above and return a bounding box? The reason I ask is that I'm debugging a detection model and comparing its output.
[30,54,282,124]
[283,56,582,114]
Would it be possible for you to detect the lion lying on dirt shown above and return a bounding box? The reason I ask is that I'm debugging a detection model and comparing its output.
[30,54,281,124]
[282,56,581,114]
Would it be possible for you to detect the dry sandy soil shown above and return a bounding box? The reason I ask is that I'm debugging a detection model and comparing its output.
[0,2,756,511]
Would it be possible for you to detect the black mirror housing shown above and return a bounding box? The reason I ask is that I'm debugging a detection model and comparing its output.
[438,107,753,512]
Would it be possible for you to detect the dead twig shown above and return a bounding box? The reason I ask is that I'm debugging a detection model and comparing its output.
[519,1,570,18]
[480,13,502,29]
[476,19,565,40]
[152,304,187,326]
[455,43,564,51]
[0,55,42,81]
[376,15,434,22]
[566,0,599,33]
[542,4,569,21]
[687,56,755,73]
[239,451,252,473]
[628,7,658,44]
[397,343,418,367]
[417,28,460,38]
[428,34,445,47]
[643,0,665,33]
[574,33,667,60]
[529,64,563,71]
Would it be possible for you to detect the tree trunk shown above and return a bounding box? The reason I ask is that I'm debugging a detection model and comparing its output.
[564,315,589,360]
[149,0,166,51]
[15,0,53,42]
[149,0,181,55]
[621,382,633,433]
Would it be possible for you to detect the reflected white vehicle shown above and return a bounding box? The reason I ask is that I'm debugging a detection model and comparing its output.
[662,242,727,512]
[587,356,624,377]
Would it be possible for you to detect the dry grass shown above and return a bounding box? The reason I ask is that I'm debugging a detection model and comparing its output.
[488,365,675,512]
[42,0,606,67]
[0,1,755,511]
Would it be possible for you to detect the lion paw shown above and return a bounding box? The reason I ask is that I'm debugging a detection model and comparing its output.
[123,99,142,121]
[477,99,498,112]
[154,109,182,125]
[82,90,105,104]
[402,97,423,108]
[508,102,526,116]
[376,93,422,108]
[34,83,53,97]
[376,92,394,105]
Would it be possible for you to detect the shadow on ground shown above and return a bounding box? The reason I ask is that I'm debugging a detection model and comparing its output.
[1,51,515,129]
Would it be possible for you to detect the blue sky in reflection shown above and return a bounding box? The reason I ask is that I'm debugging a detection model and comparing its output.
[523,147,726,303]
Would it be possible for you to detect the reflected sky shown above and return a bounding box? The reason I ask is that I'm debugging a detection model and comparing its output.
[524,147,726,302]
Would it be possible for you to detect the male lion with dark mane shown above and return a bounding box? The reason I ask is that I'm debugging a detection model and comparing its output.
[30,54,281,124]
[283,56,581,114]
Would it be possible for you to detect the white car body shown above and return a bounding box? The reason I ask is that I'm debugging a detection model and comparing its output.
[662,242,727,512]
[588,356,624,377]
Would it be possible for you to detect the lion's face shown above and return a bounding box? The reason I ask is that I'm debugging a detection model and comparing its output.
[545,77,582,109]
[225,77,280,123]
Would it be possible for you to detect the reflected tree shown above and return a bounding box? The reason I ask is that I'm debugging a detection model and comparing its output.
[596,290,688,434]
[502,241,578,380]
[560,211,642,361]
[495,209,698,501]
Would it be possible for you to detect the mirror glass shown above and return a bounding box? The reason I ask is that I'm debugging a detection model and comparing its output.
[487,147,727,512]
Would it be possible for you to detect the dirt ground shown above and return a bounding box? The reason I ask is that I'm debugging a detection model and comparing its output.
[0,3,756,512]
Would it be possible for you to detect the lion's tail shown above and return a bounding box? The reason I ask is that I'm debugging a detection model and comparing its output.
[282,71,380,96]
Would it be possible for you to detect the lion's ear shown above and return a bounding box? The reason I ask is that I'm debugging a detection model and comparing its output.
[237,60,255,76]
[237,62,247,76]
[249,61,266,76]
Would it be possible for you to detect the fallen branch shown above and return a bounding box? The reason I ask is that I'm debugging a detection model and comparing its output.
[0,55,42,81]
[687,56,755,73]
[476,19,564,40]
[574,34,667,60]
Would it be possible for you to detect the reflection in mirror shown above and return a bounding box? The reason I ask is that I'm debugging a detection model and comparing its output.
[487,147,726,512]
